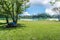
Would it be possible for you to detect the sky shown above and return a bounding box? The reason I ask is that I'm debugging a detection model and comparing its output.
[22,0,60,16]
[25,4,46,15]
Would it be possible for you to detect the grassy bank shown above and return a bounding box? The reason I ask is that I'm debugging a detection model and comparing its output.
[0,20,60,40]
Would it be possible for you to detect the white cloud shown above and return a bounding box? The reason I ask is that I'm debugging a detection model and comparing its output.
[30,0,51,5]
[45,8,55,15]
[22,12,31,16]
[26,2,30,5]
[41,0,51,4]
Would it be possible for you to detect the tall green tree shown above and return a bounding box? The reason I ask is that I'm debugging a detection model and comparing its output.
[0,0,29,26]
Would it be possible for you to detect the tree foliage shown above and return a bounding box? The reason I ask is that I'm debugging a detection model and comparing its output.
[0,0,29,27]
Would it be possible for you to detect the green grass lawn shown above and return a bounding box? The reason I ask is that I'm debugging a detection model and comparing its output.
[0,20,60,40]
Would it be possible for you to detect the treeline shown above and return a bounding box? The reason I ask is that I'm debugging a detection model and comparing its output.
[32,13,52,19]
[19,13,52,19]
[19,13,60,19]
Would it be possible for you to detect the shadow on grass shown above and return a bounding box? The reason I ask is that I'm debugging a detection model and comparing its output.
[0,23,6,25]
[0,22,26,31]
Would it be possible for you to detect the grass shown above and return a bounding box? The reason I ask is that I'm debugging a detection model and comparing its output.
[0,20,60,40]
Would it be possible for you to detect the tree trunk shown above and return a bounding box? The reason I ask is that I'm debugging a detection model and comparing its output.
[15,14,18,24]
[12,3,17,24]
[6,16,9,24]
[13,17,16,23]
[12,16,18,24]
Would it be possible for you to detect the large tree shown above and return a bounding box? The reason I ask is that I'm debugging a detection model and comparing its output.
[0,0,29,27]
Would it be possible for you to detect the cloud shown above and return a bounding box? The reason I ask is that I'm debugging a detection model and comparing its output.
[30,0,51,5]
[45,8,55,15]
[41,0,51,4]
[21,12,31,16]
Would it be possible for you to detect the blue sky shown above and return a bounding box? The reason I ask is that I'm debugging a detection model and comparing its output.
[25,4,46,15]
[24,0,51,15]
[22,0,60,16]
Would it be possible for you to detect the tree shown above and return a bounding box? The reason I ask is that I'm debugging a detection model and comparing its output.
[50,0,60,21]
[0,0,29,27]
[11,0,29,24]
[52,7,60,21]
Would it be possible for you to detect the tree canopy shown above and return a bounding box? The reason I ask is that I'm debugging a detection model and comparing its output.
[0,0,29,27]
